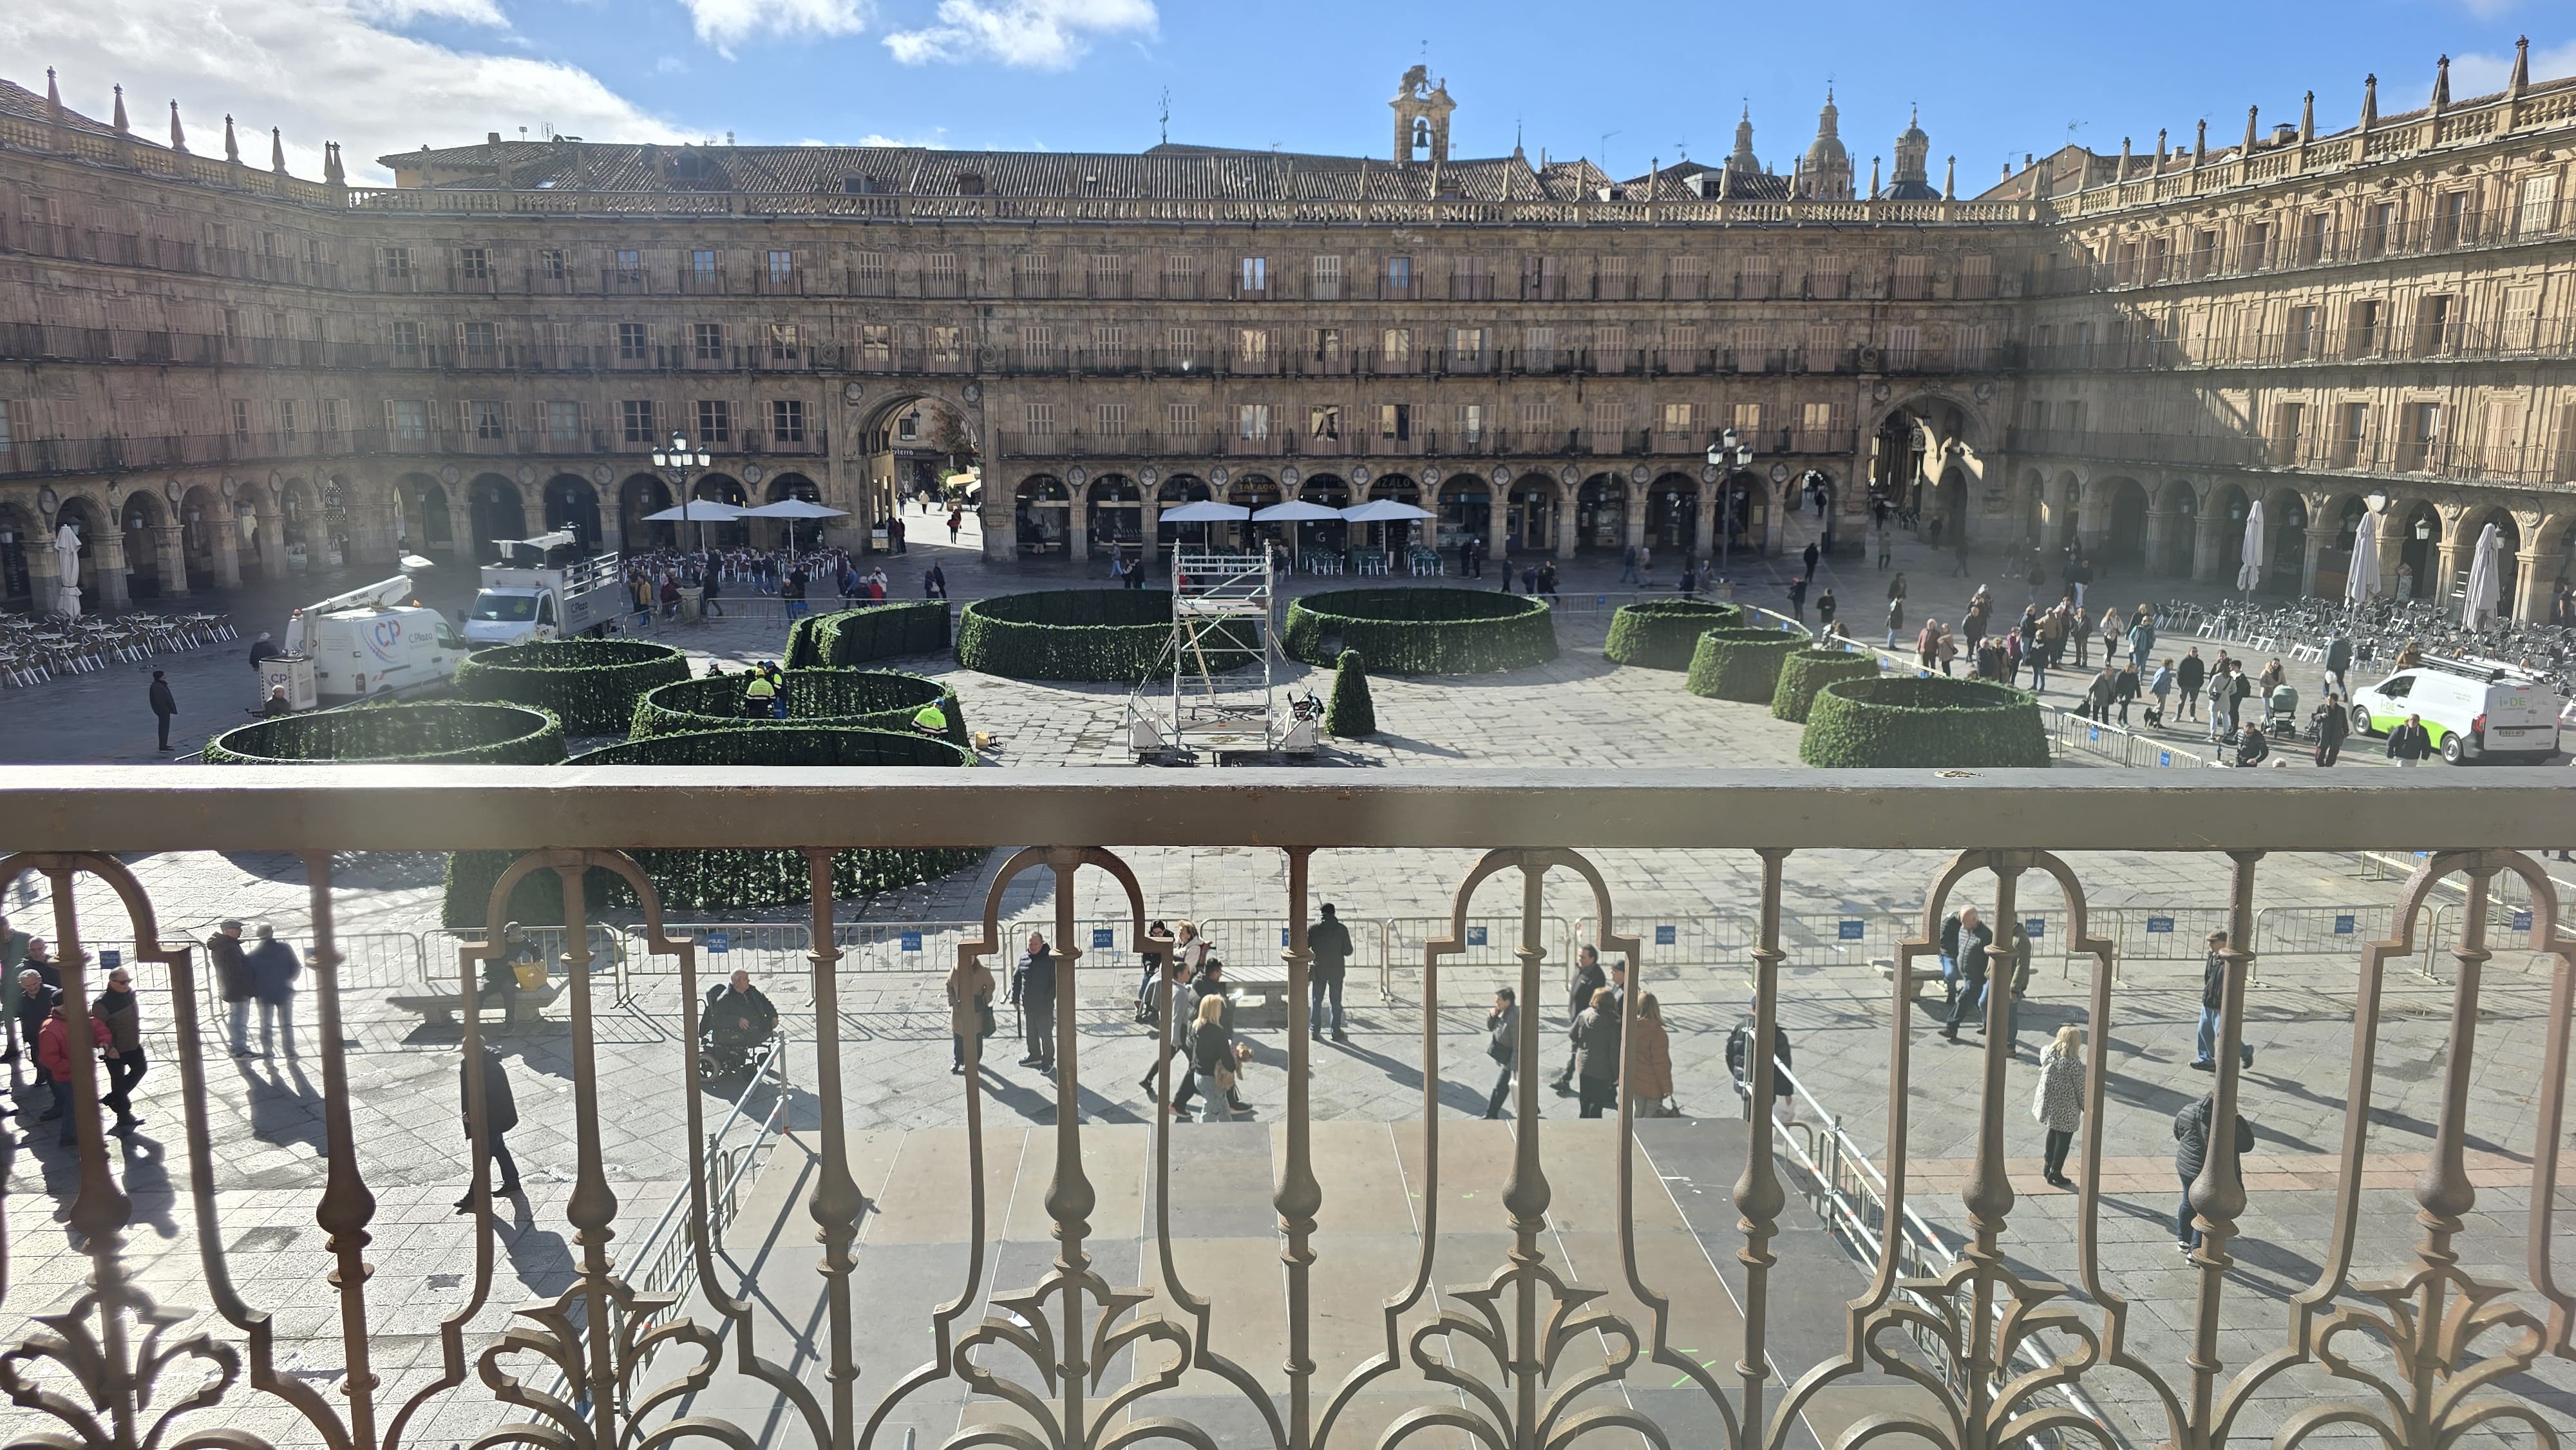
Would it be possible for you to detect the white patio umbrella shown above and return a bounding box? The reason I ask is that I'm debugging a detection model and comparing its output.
[1250,501,1342,522]
[1338,500,1435,522]
[640,501,745,522]
[2344,509,2381,610]
[1157,501,1251,522]
[737,499,849,519]
[2235,500,2265,594]
[2461,522,2503,629]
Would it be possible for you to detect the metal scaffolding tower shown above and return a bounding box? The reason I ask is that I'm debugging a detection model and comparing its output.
[1123,549,1318,762]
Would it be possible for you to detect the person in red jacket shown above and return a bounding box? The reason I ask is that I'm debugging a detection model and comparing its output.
[35,1001,107,1148]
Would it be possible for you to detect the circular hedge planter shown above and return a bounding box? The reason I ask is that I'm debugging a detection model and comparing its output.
[1604,599,1744,670]
[1683,627,1806,703]
[454,637,692,735]
[784,601,952,669]
[1798,675,2052,769]
[1282,588,1556,674]
[444,725,981,925]
[1770,648,1886,724]
[956,590,1227,682]
[632,668,967,747]
[207,701,565,764]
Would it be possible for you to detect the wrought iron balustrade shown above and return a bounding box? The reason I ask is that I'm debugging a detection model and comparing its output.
[0,767,2569,1450]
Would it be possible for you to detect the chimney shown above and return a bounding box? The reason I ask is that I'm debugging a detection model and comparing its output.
[2119,135,2134,180]
[44,67,65,151]
[169,99,187,154]
[2360,74,2378,131]
[2299,90,2315,144]
[2192,118,2206,168]
[111,84,128,133]
[2152,128,2166,173]
[223,113,240,165]
[271,126,286,174]
[2430,54,2450,115]
[2243,105,2258,155]
[2508,35,2529,98]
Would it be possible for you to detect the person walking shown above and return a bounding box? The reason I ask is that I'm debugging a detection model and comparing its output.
[2387,713,2433,766]
[1786,574,1808,621]
[2324,633,2353,699]
[2111,663,2141,727]
[0,915,25,1074]
[2126,610,2157,672]
[1999,921,2034,1053]
[455,1042,524,1211]
[92,965,145,1133]
[2069,606,2093,668]
[2205,663,2235,742]
[2176,648,2206,722]
[2032,1024,2086,1189]
[2173,1091,2254,1252]
[1814,588,1837,632]
[1939,907,1995,1042]
[1009,932,1057,1071]
[1884,593,1904,649]
[1627,993,1674,1117]
[1571,986,1621,1118]
[888,515,907,555]
[1482,987,1523,1120]
[148,670,178,752]
[14,968,58,1093]
[1307,903,1352,1042]
[1139,956,1202,1117]
[1188,993,1245,1122]
[1802,539,1821,579]
[1724,1001,1798,1122]
[945,952,996,1075]
[741,669,776,720]
[1875,526,1892,570]
[2191,930,2256,1071]
[2313,694,2351,766]
[2148,658,2175,725]
[947,506,963,543]
[927,561,950,599]
[2083,664,2119,722]
[1617,544,1638,585]
[245,923,300,1059]
[1551,945,1607,1095]
[37,1001,107,1147]
[204,919,253,1057]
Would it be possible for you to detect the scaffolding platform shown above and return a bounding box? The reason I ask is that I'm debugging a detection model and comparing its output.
[1123,549,1320,763]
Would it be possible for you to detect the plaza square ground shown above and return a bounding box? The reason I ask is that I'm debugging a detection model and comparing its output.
[3,511,2571,1447]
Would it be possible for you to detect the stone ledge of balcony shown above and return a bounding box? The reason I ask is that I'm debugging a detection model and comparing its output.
[5,766,2568,854]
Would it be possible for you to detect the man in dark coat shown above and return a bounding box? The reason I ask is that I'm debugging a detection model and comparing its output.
[1307,904,1353,1043]
[456,1042,522,1211]
[243,924,301,1059]
[703,968,777,1053]
[1939,907,1996,1041]
[1009,932,1057,1071]
[13,968,59,1089]
[2313,695,2351,767]
[2175,648,2207,722]
[92,965,145,1132]
[2174,1092,2255,1250]
[207,919,253,1057]
[1550,945,1607,1095]
[148,670,178,751]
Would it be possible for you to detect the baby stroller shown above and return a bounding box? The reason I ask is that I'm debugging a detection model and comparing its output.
[2264,683,2301,740]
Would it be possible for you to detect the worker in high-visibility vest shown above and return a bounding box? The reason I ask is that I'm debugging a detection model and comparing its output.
[911,701,950,739]
[741,671,777,719]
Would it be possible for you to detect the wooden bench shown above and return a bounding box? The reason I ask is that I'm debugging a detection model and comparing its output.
[386,982,565,1030]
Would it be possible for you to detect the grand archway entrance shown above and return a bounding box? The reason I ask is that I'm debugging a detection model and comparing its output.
[544,474,605,552]
[1575,474,1627,552]
[468,475,528,561]
[120,491,167,599]
[618,474,674,552]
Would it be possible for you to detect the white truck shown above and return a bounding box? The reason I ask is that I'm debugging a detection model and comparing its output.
[462,532,624,646]
[260,560,467,710]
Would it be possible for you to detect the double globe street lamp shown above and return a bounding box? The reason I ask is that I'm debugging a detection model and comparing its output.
[1706,427,1756,579]
[650,433,715,551]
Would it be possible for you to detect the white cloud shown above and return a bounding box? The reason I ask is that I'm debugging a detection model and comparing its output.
[680,0,868,56]
[885,0,1154,69]
[0,1,686,184]
[2447,33,2576,100]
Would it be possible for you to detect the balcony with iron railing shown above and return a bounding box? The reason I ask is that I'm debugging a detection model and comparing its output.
[2020,313,2576,372]
[0,769,2566,1450]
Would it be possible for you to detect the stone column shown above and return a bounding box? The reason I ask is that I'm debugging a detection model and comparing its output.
[1624,484,1647,553]
[155,525,191,598]
[2143,507,2183,577]
[2434,538,2464,606]
[2191,509,2229,584]
[208,503,242,588]
[1555,485,1578,560]
[256,505,289,582]
[1692,487,1718,570]
[446,493,475,561]
[1142,493,1164,565]
[2298,529,2330,599]
[90,530,131,609]
[1068,493,1090,564]
[2512,548,2554,622]
[25,544,59,615]
[2372,509,2409,598]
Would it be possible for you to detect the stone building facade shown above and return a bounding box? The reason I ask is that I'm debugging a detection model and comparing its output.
[1,56,2571,619]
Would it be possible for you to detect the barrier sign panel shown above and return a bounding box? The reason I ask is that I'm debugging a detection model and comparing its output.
[1466,927,1488,946]
[2333,915,2356,936]
[1837,920,1865,941]
[2025,919,2045,937]
[99,950,120,968]
[706,932,730,954]
[2512,909,2534,932]
[900,932,922,952]
[2145,917,2174,934]
[1092,928,1115,949]
[1655,925,1677,945]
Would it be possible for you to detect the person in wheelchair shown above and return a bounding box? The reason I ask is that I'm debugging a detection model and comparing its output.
[700,969,779,1078]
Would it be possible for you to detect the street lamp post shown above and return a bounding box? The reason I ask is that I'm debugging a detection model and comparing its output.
[1707,429,1755,581]
[649,433,714,552]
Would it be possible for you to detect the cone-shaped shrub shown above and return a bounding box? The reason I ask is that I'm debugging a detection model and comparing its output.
[1325,650,1378,737]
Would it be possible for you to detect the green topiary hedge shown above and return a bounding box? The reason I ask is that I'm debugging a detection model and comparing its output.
[784,601,952,670]
[1683,627,1807,703]
[206,701,566,764]
[453,637,692,735]
[1604,599,1745,670]
[1325,649,1377,737]
[1770,647,1886,723]
[1798,675,2052,769]
[632,668,969,747]
[955,590,1234,682]
[1282,588,1556,674]
[442,725,981,925]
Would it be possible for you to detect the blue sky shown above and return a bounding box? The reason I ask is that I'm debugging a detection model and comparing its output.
[5,1,2570,185]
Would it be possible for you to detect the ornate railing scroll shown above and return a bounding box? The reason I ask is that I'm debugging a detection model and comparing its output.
[1314,847,1737,1450]
[858,844,1278,1450]
[1767,849,2186,1450]
[2215,848,2576,1449]
[0,851,357,1450]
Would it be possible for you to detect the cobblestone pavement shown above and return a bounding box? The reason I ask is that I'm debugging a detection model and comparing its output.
[4,507,2571,1445]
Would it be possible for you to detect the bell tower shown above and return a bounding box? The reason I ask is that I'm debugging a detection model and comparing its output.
[1390,66,1455,165]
